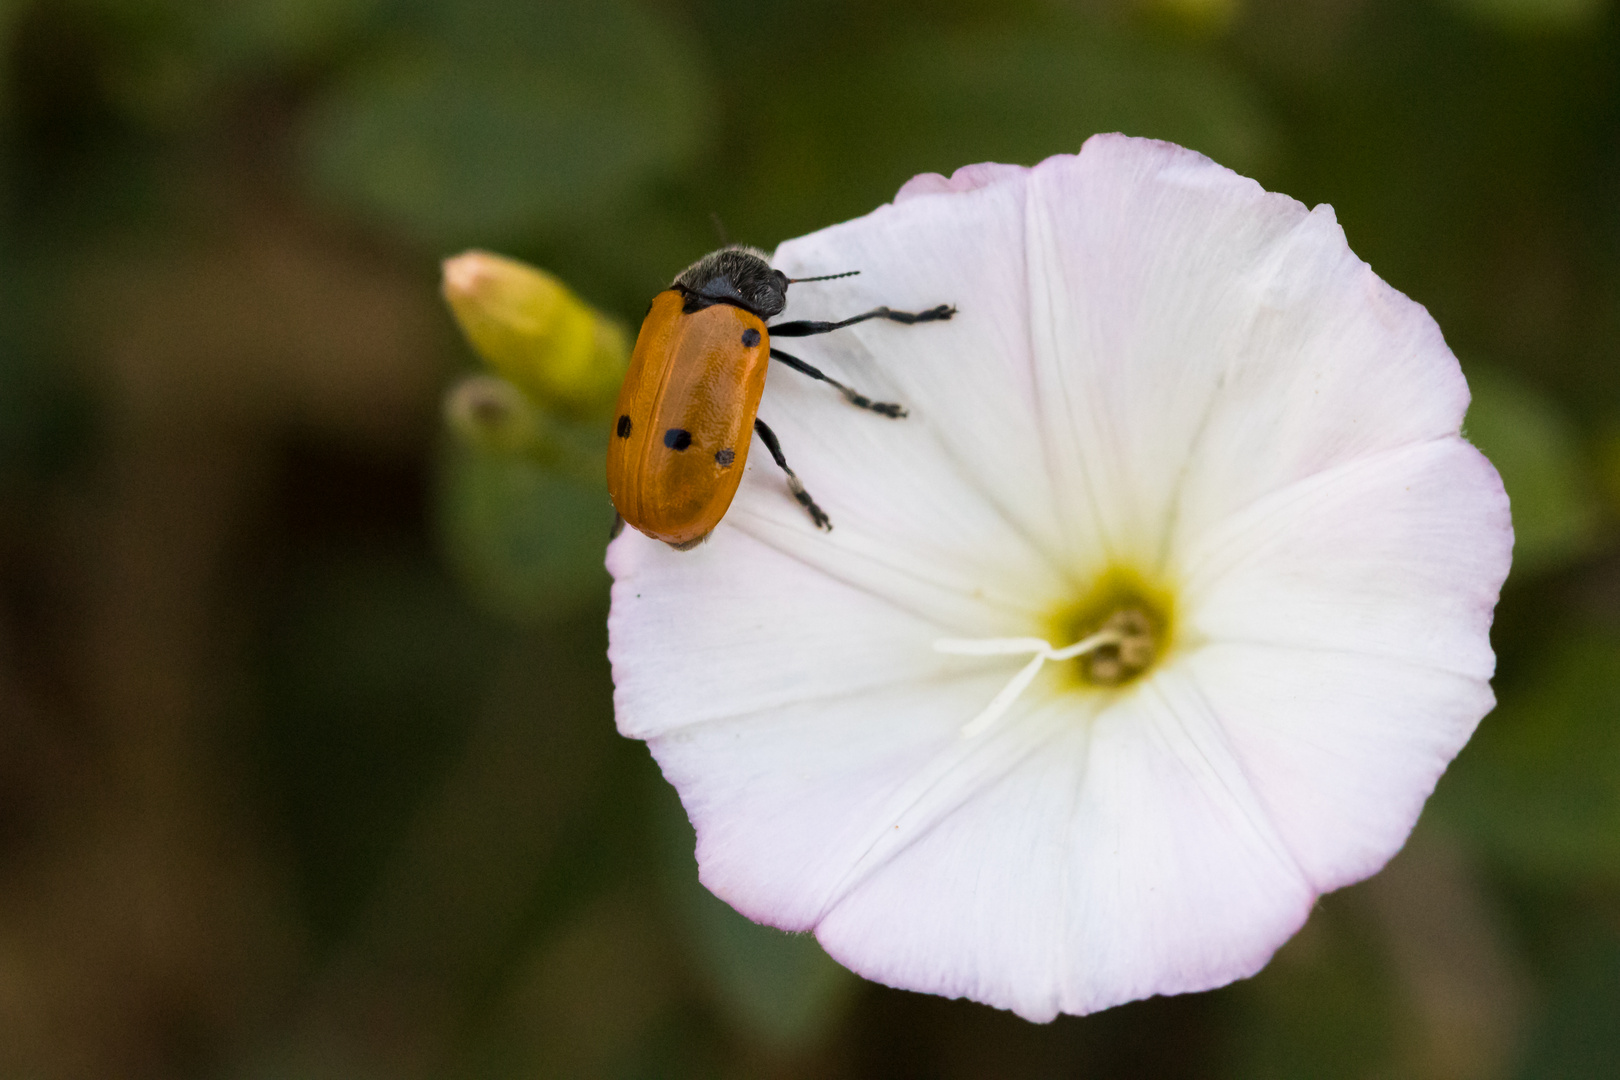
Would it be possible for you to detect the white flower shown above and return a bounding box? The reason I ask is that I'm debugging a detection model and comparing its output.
[606,135,1512,1020]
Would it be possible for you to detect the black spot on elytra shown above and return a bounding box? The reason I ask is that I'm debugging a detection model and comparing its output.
[616,415,632,438]
[715,447,735,467]
[741,327,762,348]
[664,428,692,451]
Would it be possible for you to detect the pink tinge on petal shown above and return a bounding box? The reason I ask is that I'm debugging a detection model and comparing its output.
[895,161,1029,202]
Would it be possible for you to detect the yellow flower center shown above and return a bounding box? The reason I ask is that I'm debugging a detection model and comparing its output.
[1047,566,1175,690]
[934,566,1178,737]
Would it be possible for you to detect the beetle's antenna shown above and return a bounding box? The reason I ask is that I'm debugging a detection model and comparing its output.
[788,270,861,283]
[708,212,729,245]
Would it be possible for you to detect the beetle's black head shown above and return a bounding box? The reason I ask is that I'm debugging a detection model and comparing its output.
[673,245,789,318]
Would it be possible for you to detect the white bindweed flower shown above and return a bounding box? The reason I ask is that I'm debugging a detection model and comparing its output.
[606,135,1512,1020]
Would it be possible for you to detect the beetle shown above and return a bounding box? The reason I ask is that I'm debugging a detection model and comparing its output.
[606,244,954,549]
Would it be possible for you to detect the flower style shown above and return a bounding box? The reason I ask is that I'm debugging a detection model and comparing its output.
[606,135,1512,1020]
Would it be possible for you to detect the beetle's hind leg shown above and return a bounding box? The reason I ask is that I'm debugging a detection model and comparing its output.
[768,304,955,337]
[753,418,831,531]
[771,348,906,418]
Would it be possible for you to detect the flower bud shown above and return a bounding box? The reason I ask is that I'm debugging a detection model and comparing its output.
[444,374,543,456]
[442,251,629,417]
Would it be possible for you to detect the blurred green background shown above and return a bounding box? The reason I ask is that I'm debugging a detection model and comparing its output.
[0,0,1617,1076]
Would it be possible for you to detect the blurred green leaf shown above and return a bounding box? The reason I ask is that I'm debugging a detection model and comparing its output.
[1514,916,1620,1079]
[259,550,503,944]
[1220,898,1401,1080]
[651,784,857,1052]
[462,891,681,1080]
[1464,366,1600,575]
[0,351,93,486]
[1436,629,1620,880]
[1599,423,1620,516]
[1437,0,1608,33]
[736,14,1277,239]
[300,0,712,246]
[436,441,613,623]
[200,0,384,69]
[0,257,93,485]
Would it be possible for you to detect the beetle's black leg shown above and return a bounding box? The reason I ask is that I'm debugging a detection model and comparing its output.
[753,418,831,531]
[768,303,955,338]
[771,348,907,418]
[609,511,626,540]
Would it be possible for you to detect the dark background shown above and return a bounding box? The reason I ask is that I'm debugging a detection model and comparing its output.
[0,0,1617,1077]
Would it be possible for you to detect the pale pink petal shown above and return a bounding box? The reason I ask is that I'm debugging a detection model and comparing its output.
[895,161,1029,200]
[1180,437,1510,680]
[766,160,1086,580]
[646,675,1064,934]
[608,525,994,740]
[608,134,1510,1020]
[1171,435,1509,890]
[1182,642,1494,893]
[814,669,1313,1020]
[1014,136,1470,564]
[769,135,1472,582]
[610,513,1083,742]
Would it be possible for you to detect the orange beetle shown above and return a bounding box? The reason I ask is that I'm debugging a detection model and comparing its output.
[607,245,954,549]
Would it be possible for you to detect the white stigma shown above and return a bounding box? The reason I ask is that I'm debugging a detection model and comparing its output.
[934,630,1124,737]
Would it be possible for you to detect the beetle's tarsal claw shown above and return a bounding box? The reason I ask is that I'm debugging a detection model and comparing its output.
[840,387,907,418]
[786,475,832,530]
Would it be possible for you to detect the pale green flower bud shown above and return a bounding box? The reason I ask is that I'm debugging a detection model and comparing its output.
[443,374,543,456]
[442,251,629,418]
